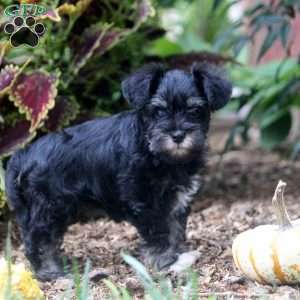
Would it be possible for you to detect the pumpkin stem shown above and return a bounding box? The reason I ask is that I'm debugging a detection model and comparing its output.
[272,180,292,229]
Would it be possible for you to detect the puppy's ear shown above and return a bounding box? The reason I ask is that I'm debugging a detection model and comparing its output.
[191,62,232,111]
[122,64,166,109]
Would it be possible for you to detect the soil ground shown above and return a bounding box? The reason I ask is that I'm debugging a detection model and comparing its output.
[1,119,300,299]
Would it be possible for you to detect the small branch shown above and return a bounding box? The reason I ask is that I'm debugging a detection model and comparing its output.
[272,180,292,229]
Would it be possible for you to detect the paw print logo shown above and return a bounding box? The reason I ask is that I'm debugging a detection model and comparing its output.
[4,16,45,48]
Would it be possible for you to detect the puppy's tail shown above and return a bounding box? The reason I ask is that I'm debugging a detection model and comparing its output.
[5,151,29,225]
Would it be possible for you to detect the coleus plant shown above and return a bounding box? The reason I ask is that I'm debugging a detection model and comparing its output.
[0,0,155,213]
[0,61,59,156]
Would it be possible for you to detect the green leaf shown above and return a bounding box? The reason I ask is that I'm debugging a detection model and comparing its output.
[104,280,122,299]
[182,270,198,300]
[80,260,91,300]
[280,22,291,49]
[121,253,162,300]
[120,288,132,300]
[254,15,286,26]
[212,0,223,11]
[72,260,82,299]
[233,36,250,56]
[122,253,153,286]
[257,29,278,62]
[245,3,265,16]
[159,278,174,299]
[284,0,296,5]
[260,110,292,149]
[147,37,183,57]
[260,108,289,129]
[213,21,242,51]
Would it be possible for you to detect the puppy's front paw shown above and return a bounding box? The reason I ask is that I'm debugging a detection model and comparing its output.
[36,268,66,282]
[168,250,200,274]
[144,247,179,270]
[35,256,68,282]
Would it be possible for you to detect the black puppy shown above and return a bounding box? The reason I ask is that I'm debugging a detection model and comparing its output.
[5,63,232,281]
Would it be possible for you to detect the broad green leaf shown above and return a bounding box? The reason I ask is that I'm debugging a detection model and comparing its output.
[147,37,183,57]
[233,36,250,57]
[260,108,289,129]
[280,23,291,49]
[260,110,292,149]
[257,29,278,62]
[213,21,243,51]
[291,93,300,107]
[254,59,297,78]
[212,0,223,11]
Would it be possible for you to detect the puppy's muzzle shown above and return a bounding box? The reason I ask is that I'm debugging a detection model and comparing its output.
[171,130,185,144]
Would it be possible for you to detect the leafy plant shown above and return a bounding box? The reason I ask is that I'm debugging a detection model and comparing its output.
[0,0,155,159]
[0,0,156,215]
[214,0,300,152]
[214,0,299,60]
[150,0,233,56]
[228,59,300,151]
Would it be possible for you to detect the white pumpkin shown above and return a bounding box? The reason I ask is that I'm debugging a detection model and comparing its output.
[232,180,300,285]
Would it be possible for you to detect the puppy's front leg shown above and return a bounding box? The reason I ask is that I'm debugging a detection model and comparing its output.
[135,207,190,270]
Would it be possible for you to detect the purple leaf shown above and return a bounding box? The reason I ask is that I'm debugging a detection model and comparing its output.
[73,0,154,73]
[10,71,58,131]
[0,120,35,158]
[45,96,79,131]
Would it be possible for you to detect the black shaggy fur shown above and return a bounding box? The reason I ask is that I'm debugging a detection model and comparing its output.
[5,62,232,281]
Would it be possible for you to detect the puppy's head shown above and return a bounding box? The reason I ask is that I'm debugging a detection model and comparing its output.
[122,63,232,162]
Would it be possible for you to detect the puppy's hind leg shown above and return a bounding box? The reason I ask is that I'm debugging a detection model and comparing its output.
[22,223,67,281]
[18,191,71,281]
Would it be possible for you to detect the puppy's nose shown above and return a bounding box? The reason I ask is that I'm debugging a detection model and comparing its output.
[171,130,185,144]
